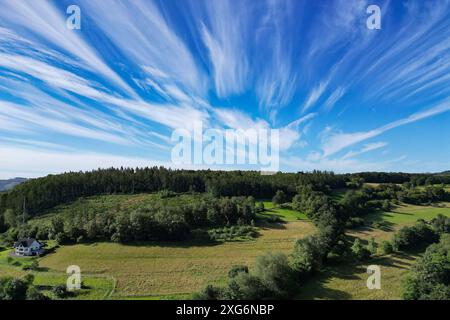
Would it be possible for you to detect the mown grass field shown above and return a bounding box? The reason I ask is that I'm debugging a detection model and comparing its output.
[38,220,314,298]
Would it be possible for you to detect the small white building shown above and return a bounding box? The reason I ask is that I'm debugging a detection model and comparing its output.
[13,238,44,256]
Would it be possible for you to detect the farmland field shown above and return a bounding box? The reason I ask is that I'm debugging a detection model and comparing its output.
[38,220,314,298]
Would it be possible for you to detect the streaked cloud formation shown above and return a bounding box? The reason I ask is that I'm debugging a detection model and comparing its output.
[0,0,449,177]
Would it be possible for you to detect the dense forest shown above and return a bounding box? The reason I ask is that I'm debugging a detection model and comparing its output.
[2,167,449,219]
[0,167,345,219]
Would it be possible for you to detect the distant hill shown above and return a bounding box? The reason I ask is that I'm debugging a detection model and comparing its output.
[437,170,450,175]
[0,177,27,191]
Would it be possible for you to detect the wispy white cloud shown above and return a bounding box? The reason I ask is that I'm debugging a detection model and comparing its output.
[302,81,329,113]
[322,87,346,111]
[0,2,135,96]
[201,0,249,97]
[321,99,450,157]
[342,142,388,159]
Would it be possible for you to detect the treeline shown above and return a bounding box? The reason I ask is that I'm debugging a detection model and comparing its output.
[349,172,450,185]
[0,168,345,230]
[2,195,258,244]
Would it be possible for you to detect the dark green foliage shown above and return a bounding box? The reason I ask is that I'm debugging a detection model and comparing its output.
[272,190,287,205]
[349,172,450,185]
[22,260,39,271]
[208,225,257,242]
[193,284,225,300]
[228,265,249,278]
[52,284,70,298]
[345,217,365,229]
[8,195,258,244]
[339,190,371,217]
[403,235,450,300]
[381,200,391,211]
[252,252,298,298]
[391,221,439,251]
[430,214,450,234]
[227,272,269,300]
[366,237,377,255]
[26,286,49,300]
[351,238,370,260]
[291,235,326,274]
[0,275,38,300]
[227,252,298,300]
[380,241,393,254]
[256,202,265,213]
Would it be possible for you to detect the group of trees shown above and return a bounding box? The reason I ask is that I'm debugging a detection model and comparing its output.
[349,172,450,185]
[1,167,448,234]
[388,214,450,253]
[403,234,450,300]
[0,168,349,231]
[2,195,258,244]
[196,182,347,299]
[0,275,48,300]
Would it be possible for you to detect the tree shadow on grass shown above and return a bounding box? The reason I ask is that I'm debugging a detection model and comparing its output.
[297,265,361,300]
[297,249,421,300]
[257,220,287,230]
[364,211,396,232]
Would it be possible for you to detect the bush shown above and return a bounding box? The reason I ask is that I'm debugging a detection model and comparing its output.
[392,221,439,251]
[366,237,377,255]
[430,214,450,234]
[22,260,39,271]
[381,200,391,211]
[380,241,393,254]
[228,265,249,278]
[291,235,325,275]
[253,252,298,298]
[26,286,49,300]
[351,238,370,260]
[402,235,450,300]
[345,217,365,229]
[219,252,298,300]
[272,190,287,205]
[227,272,269,300]
[0,277,30,300]
[52,285,69,299]
[256,202,265,213]
[193,284,224,300]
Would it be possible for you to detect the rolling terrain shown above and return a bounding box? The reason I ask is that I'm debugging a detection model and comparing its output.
[1,190,450,299]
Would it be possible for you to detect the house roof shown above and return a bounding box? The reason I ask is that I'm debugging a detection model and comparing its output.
[13,238,41,248]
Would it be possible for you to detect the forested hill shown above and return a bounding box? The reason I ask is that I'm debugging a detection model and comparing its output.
[1,167,449,222]
[0,178,27,192]
[0,168,346,218]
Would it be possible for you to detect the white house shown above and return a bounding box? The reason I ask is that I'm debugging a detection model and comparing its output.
[13,238,44,256]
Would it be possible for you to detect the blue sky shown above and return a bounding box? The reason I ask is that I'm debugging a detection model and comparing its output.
[0,0,449,178]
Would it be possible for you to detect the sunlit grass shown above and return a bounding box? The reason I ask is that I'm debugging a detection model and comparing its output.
[38,221,315,298]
